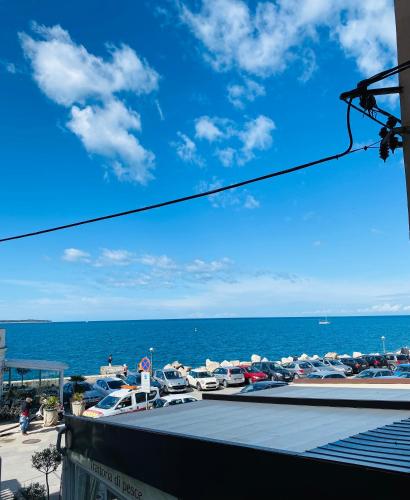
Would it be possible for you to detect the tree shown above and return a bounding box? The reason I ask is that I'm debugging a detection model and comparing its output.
[16,368,31,387]
[69,375,86,393]
[31,445,61,500]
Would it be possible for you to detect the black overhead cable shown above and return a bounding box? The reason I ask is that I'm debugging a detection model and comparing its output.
[0,97,379,244]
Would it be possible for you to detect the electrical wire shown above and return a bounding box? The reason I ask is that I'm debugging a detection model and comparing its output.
[0,98,374,243]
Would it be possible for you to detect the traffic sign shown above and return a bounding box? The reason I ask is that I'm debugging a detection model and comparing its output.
[141,371,151,394]
[140,356,151,372]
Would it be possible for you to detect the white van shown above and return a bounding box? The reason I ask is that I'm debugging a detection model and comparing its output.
[83,387,159,418]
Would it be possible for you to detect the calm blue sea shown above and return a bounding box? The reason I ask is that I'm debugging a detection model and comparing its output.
[3,316,410,377]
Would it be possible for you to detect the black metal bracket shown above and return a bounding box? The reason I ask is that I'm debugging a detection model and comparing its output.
[340,86,402,101]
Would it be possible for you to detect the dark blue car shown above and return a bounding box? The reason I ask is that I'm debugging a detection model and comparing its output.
[63,381,101,408]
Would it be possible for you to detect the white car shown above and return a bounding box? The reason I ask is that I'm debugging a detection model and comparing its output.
[83,387,159,419]
[187,370,219,391]
[153,394,198,408]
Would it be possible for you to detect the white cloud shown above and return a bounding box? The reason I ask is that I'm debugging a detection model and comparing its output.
[239,115,275,163]
[186,257,232,273]
[181,0,396,80]
[62,248,90,263]
[216,147,236,167]
[96,249,135,267]
[195,116,224,141]
[181,114,275,166]
[227,78,265,108]
[197,177,260,209]
[138,254,177,270]
[20,23,158,106]
[20,23,158,184]
[155,99,165,121]
[67,99,155,184]
[172,132,203,166]
[243,194,260,209]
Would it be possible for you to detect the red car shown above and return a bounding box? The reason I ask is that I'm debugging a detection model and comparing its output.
[239,365,268,384]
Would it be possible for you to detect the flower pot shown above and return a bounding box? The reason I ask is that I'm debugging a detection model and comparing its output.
[71,401,85,416]
[43,408,58,427]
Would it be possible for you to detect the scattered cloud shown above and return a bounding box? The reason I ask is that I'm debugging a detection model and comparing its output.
[227,78,265,108]
[62,248,90,263]
[186,257,232,273]
[67,99,154,184]
[95,249,135,267]
[196,177,260,209]
[20,23,158,184]
[243,194,260,209]
[180,0,396,80]
[137,254,177,270]
[172,132,204,166]
[239,115,275,163]
[195,116,224,142]
[155,99,165,121]
[178,114,275,167]
[313,240,322,247]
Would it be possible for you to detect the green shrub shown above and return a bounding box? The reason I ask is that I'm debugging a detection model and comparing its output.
[17,482,46,499]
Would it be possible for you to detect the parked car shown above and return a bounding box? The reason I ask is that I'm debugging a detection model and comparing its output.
[153,369,188,393]
[385,353,409,369]
[212,366,245,387]
[303,360,333,373]
[306,371,346,380]
[83,387,160,418]
[361,354,388,368]
[321,359,353,375]
[62,381,101,408]
[280,361,313,379]
[122,372,165,394]
[152,394,198,408]
[93,377,126,397]
[239,381,288,393]
[354,368,393,379]
[337,357,368,374]
[394,363,410,375]
[186,370,219,391]
[252,361,293,382]
[239,365,268,384]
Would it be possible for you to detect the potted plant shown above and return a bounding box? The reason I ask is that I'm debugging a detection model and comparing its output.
[71,391,85,416]
[42,396,59,427]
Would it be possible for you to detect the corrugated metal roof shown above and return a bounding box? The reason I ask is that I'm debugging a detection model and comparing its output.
[304,417,410,472]
[101,398,410,453]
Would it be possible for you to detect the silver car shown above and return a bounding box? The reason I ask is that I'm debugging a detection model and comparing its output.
[322,358,353,375]
[153,369,188,393]
[306,371,346,380]
[93,377,126,397]
[212,366,245,387]
[281,361,314,378]
[304,360,334,373]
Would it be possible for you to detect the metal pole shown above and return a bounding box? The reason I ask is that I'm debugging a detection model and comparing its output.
[381,336,386,354]
[394,0,410,234]
[149,347,154,376]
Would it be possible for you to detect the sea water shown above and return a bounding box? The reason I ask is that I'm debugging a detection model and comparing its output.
[4,316,410,376]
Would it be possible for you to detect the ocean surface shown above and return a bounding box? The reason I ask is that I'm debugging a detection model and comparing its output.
[3,316,410,377]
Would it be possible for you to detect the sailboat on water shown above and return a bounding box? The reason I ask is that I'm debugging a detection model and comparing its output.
[318,316,331,325]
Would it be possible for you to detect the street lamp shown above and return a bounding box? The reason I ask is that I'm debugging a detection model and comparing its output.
[381,336,386,354]
[149,347,155,375]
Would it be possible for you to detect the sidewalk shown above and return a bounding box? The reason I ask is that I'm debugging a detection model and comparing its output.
[0,419,62,498]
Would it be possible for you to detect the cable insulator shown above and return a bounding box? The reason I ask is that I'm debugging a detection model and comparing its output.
[389,134,400,153]
[379,126,388,139]
[379,142,389,161]
[359,93,376,111]
[386,115,398,129]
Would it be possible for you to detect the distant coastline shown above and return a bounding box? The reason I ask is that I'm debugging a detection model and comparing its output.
[0,319,52,324]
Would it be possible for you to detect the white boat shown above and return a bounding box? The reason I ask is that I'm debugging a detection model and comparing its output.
[318,317,330,325]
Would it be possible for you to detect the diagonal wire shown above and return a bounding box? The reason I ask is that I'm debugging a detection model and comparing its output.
[0,98,375,243]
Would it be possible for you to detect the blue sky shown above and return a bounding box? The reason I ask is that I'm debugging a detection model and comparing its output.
[0,0,409,320]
